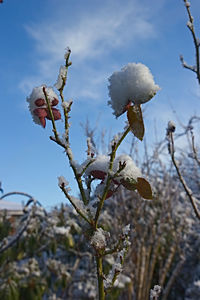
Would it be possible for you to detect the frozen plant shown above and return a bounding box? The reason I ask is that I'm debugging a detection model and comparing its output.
[26,48,159,299]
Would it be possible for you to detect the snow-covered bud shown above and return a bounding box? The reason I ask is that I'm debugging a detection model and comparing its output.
[91,228,109,250]
[64,47,71,60]
[187,21,193,29]
[167,120,176,133]
[58,176,69,188]
[62,99,73,111]
[27,85,61,128]
[185,1,191,8]
[108,63,160,117]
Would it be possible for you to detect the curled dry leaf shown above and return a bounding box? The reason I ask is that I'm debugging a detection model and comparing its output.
[136,177,153,199]
[127,105,144,141]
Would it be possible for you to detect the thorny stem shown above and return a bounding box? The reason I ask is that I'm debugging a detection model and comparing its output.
[44,58,88,206]
[94,126,131,228]
[168,131,200,220]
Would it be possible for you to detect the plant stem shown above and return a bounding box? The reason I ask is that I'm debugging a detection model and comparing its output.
[96,256,105,300]
[169,132,200,220]
[94,126,131,228]
[60,186,91,225]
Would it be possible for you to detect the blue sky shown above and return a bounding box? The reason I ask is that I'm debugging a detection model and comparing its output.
[1,0,200,209]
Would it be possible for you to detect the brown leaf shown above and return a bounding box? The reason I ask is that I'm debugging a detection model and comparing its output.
[136,177,153,199]
[127,105,145,141]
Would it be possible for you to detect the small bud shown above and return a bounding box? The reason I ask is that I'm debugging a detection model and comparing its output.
[185,1,190,8]
[64,47,71,60]
[91,228,109,250]
[58,176,69,188]
[167,120,176,133]
[187,21,193,29]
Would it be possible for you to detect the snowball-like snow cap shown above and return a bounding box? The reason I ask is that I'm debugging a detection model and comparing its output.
[108,63,160,117]
[167,120,176,133]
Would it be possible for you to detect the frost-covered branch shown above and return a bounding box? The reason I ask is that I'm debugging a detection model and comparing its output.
[166,122,200,220]
[180,0,200,84]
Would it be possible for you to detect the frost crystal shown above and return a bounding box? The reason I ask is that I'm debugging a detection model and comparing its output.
[108,63,160,117]
[55,65,67,90]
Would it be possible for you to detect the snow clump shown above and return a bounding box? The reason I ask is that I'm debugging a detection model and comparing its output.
[108,63,160,117]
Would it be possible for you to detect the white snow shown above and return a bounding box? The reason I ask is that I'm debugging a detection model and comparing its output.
[85,154,142,183]
[108,62,160,117]
[55,65,67,90]
[90,228,109,250]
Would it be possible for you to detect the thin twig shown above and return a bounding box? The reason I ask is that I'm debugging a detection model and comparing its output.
[181,0,200,84]
[168,132,200,220]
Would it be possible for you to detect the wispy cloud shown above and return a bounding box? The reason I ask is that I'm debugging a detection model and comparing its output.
[20,0,158,99]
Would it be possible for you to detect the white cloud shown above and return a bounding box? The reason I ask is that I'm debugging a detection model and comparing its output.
[25,0,156,64]
[20,0,158,97]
